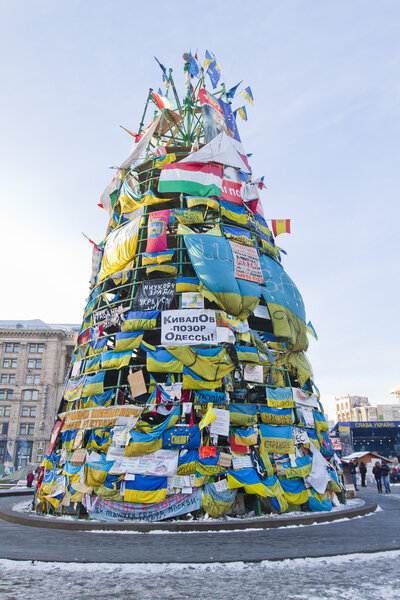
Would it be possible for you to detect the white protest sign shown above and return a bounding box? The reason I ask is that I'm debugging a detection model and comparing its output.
[244,364,264,383]
[161,309,218,346]
[210,408,230,437]
[231,455,253,469]
[181,292,204,309]
[229,240,264,284]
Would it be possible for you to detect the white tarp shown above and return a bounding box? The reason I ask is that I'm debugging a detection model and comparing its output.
[179,132,251,173]
[120,116,161,169]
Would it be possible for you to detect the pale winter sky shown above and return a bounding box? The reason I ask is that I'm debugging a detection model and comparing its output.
[0,1,399,417]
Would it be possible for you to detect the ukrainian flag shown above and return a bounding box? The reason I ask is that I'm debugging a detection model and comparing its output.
[84,456,114,487]
[176,276,199,292]
[145,264,178,276]
[186,195,220,211]
[177,449,199,474]
[163,426,201,450]
[98,208,143,281]
[229,403,257,427]
[146,347,183,373]
[119,181,171,213]
[101,350,132,370]
[86,428,112,452]
[142,250,175,265]
[81,371,105,397]
[196,454,224,476]
[279,455,312,479]
[222,225,254,246]
[94,474,124,501]
[123,310,159,331]
[124,429,163,456]
[266,386,295,409]
[202,482,237,518]
[135,406,180,434]
[171,209,204,225]
[123,474,167,504]
[279,478,309,505]
[154,153,176,168]
[313,410,328,434]
[234,427,258,446]
[271,495,289,513]
[259,424,295,455]
[84,354,101,373]
[166,346,234,381]
[328,469,342,494]
[61,428,78,451]
[227,468,284,498]
[307,428,321,450]
[259,406,294,425]
[318,430,334,458]
[115,330,144,352]
[220,199,248,226]
[234,345,260,364]
[89,337,107,355]
[182,366,223,390]
[83,389,114,409]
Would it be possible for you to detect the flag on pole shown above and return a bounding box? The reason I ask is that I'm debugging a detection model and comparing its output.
[271,219,291,236]
[154,56,168,83]
[234,106,248,121]
[306,321,318,340]
[240,86,254,105]
[151,91,174,111]
[189,55,200,78]
[226,81,242,99]
[199,403,216,430]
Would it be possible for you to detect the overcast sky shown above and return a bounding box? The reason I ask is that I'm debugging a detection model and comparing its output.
[1,0,399,417]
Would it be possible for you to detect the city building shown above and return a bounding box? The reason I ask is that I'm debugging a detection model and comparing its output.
[335,394,400,423]
[0,320,78,469]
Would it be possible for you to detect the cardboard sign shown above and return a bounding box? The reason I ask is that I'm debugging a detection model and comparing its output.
[217,453,232,468]
[161,309,217,346]
[229,241,264,284]
[128,370,147,398]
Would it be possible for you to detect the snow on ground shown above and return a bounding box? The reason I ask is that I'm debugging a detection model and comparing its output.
[0,550,399,600]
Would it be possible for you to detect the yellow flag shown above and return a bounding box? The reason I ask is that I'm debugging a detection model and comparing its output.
[199,403,216,430]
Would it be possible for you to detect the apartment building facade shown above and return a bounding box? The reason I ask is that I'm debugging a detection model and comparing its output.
[0,320,77,468]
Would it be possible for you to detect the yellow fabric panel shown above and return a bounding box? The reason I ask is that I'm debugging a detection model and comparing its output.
[142,252,174,265]
[166,346,234,381]
[99,209,143,281]
[124,438,163,456]
[266,303,308,352]
[119,192,171,214]
[124,488,166,504]
[199,282,260,321]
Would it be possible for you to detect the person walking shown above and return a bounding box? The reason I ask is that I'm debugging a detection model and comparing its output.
[349,460,358,491]
[26,471,34,488]
[381,462,391,493]
[359,461,367,487]
[372,461,382,493]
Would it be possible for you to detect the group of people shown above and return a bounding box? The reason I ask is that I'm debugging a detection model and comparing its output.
[349,459,391,493]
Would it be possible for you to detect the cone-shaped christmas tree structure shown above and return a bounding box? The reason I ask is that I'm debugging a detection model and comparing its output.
[35,53,344,521]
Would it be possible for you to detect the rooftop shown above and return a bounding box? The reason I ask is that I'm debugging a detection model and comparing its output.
[0,320,80,332]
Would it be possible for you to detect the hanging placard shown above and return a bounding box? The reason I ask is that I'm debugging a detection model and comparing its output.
[161,309,218,346]
[229,240,264,283]
[132,278,176,311]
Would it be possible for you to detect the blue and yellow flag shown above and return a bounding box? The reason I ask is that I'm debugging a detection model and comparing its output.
[171,209,204,225]
[259,406,294,426]
[202,482,237,518]
[234,106,248,121]
[101,350,132,370]
[123,474,167,504]
[81,371,105,397]
[84,354,101,373]
[182,367,223,390]
[177,449,199,474]
[61,428,78,451]
[229,403,257,427]
[279,455,313,479]
[266,386,295,409]
[234,427,258,446]
[154,153,176,168]
[84,456,114,487]
[259,423,295,455]
[186,195,220,211]
[313,410,328,434]
[227,468,284,498]
[176,276,200,292]
[123,310,159,331]
[115,330,144,352]
[279,478,309,505]
[240,86,254,105]
[82,389,114,409]
[220,199,248,226]
[142,250,175,265]
[146,347,183,373]
[199,403,216,430]
[234,345,260,364]
[86,428,112,452]
[124,430,164,456]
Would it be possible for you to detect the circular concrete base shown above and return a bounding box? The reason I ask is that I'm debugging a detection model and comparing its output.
[0,494,377,532]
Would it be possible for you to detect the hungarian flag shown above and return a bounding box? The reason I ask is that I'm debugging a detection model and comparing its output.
[158,162,223,197]
[271,219,291,236]
[151,91,174,110]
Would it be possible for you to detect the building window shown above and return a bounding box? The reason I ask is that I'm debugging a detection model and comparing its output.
[19,423,35,435]
[25,374,40,384]
[9,374,15,384]
[0,374,14,384]
[2,359,17,368]
[1,422,8,435]
[0,390,13,400]
[3,407,10,417]
[27,359,41,369]
[22,389,38,401]
[21,406,36,417]
[4,343,19,353]
[29,344,44,353]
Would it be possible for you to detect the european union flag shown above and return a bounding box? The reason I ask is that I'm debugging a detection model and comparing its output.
[207,60,221,89]
[218,98,241,141]
[189,55,200,78]
[226,81,242,99]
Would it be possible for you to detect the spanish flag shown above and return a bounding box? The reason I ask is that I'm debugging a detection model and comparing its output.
[271,219,291,237]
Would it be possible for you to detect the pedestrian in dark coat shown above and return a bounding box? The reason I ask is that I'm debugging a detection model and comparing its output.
[26,471,34,488]
[381,462,391,493]
[372,461,382,493]
[359,461,367,487]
